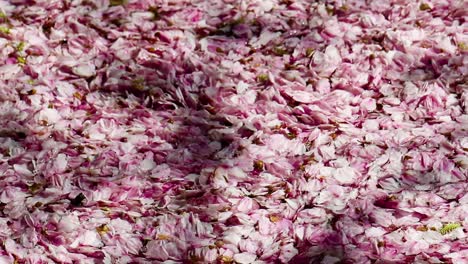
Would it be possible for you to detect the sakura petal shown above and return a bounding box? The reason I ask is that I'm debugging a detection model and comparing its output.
[234,252,257,264]
[72,64,96,78]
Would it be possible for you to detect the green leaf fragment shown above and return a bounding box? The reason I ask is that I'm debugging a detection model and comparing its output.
[306,48,315,57]
[16,42,26,52]
[132,77,145,91]
[458,42,468,51]
[273,46,288,56]
[419,3,431,11]
[28,183,42,194]
[439,223,461,235]
[257,73,269,83]
[109,0,127,6]
[96,224,110,235]
[17,56,26,65]
[0,26,10,34]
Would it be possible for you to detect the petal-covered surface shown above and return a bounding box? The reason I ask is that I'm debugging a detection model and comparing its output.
[0,0,466,263]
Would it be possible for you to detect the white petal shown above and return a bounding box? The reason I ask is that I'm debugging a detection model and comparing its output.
[234,252,257,264]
